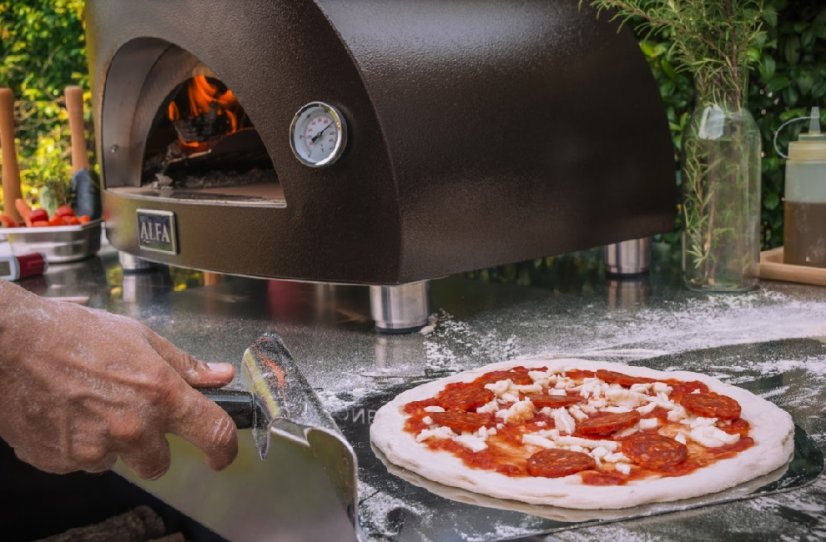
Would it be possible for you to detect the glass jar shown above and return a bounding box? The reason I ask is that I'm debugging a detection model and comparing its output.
[681,89,761,292]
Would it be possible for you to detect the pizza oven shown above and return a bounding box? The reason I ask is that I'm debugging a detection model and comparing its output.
[85,0,675,330]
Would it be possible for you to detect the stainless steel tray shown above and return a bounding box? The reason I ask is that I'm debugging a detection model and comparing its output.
[0,219,102,263]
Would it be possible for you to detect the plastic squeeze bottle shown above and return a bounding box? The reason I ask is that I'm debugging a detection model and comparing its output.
[784,107,826,267]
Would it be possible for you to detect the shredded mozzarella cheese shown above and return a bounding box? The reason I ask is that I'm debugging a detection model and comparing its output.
[528,370,556,386]
[569,405,589,422]
[639,417,659,430]
[667,406,688,422]
[552,407,576,434]
[604,452,629,463]
[484,379,513,397]
[653,382,672,394]
[555,436,619,451]
[512,383,542,393]
[630,383,653,393]
[614,425,639,438]
[476,400,499,414]
[606,388,648,408]
[454,433,488,452]
[522,433,556,449]
[495,398,534,424]
[416,426,456,442]
[615,463,632,475]
[591,446,609,458]
[688,426,741,448]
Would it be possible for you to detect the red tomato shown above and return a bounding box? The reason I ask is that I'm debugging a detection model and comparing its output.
[79,215,91,224]
[0,214,17,228]
[66,216,80,225]
[29,209,48,224]
[32,220,50,227]
[55,205,75,218]
[48,215,63,226]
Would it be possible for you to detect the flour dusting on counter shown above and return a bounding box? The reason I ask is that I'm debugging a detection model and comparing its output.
[424,310,520,374]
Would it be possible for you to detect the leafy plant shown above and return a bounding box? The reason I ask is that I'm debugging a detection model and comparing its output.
[588,0,766,105]
[586,0,766,290]
[0,0,91,213]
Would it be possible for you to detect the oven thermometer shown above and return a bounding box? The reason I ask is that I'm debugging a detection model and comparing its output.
[289,101,347,168]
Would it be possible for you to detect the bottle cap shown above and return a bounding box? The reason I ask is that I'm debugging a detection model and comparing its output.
[789,107,826,162]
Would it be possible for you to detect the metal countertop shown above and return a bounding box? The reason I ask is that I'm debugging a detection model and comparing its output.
[18,244,826,541]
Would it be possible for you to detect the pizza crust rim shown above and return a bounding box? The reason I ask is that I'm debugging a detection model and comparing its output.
[370,357,795,510]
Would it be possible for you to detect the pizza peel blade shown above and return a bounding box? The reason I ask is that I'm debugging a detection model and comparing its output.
[237,331,359,523]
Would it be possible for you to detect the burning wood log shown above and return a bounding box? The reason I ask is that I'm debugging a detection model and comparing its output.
[166,75,245,153]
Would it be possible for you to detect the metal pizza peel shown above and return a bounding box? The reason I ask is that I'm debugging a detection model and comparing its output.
[114,332,359,542]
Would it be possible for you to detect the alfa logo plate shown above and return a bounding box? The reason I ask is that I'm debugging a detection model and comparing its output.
[137,209,178,254]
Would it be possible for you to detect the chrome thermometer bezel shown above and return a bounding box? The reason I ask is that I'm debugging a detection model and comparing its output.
[289,101,348,168]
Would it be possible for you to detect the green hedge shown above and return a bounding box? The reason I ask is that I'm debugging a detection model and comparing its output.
[2,0,824,256]
[0,0,90,209]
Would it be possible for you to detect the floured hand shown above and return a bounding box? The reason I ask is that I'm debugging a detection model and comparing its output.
[0,281,238,479]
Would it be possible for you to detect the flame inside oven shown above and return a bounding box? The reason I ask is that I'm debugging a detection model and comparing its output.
[167,75,246,153]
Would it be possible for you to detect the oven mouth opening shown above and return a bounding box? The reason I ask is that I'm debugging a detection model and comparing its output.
[136,72,283,206]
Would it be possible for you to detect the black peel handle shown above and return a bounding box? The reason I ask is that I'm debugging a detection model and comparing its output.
[200,388,255,429]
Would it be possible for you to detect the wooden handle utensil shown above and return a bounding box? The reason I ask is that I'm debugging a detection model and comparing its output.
[0,88,23,223]
[65,85,89,172]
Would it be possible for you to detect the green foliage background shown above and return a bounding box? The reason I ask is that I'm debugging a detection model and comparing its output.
[0,0,89,210]
[1,0,824,271]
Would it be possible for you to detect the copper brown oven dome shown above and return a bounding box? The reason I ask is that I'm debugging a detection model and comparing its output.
[86,0,675,285]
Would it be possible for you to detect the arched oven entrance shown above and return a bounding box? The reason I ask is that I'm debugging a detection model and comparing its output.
[102,39,283,207]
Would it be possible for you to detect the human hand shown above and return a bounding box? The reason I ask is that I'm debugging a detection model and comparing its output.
[0,282,238,479]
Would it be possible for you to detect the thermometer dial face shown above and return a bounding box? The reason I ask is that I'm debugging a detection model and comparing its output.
[289,102,347,168]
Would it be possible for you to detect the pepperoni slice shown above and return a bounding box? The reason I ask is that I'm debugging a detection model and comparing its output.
[679,391,741,420]
[436,383,494,412]
[475,369,534,386]
[526,448,596,478]
[577,411,641,436]
[525,393,582,409]
[670,380,709,397]
[596,369,654,387]
[621,432,687,470]
[429,411,493,433]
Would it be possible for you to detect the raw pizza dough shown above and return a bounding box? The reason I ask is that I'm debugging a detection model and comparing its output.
[370,357,794,510]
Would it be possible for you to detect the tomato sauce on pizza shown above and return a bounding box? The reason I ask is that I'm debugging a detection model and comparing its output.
[401,365,754,485]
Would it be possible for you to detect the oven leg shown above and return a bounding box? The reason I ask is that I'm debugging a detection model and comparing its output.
[369,281,430,334]
[603,237,651,277]
[118,251,157,273]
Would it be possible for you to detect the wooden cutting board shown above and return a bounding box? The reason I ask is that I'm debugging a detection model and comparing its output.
[759,247,826,286]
